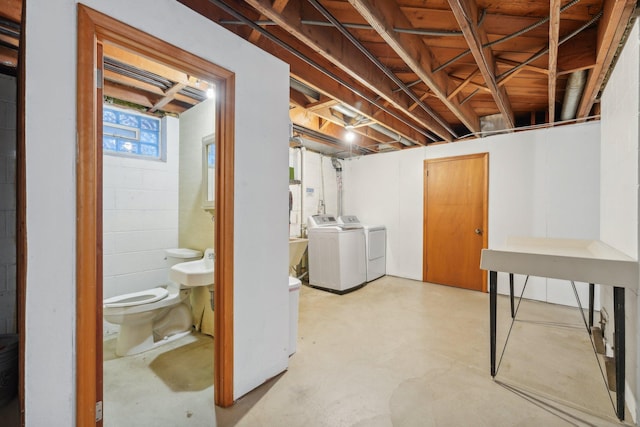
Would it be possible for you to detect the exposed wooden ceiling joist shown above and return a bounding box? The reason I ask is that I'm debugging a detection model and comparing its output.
[576,0,636,119]
[242,0,454,141]
[447,0,515,129]
[347,0,480,133]
[73,0,638,156]
[548,0,561,123]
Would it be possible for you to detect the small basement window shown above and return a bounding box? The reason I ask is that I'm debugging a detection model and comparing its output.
[103,105,163,160]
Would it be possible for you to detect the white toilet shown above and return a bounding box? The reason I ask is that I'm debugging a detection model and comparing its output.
[103,248,203,357]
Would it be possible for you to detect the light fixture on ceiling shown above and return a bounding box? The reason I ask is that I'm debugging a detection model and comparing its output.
[345,129,355,143]
[206,87,215,99]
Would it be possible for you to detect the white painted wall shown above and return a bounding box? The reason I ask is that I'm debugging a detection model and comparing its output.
[178,98,215,252]
[344,122,601,307]
[25,1,289,424]
[0,74,16,334]
[103,115,180,307]
[600,19,639,422]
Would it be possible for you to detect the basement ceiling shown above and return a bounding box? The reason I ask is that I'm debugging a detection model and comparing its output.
[2,1,637,157]
[177,0,637,156]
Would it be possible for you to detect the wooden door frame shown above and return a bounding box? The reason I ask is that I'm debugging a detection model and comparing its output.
[76,5,235,425]
[422,153,489,292]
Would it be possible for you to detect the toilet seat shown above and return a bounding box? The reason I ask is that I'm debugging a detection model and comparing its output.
[104,287,168,308]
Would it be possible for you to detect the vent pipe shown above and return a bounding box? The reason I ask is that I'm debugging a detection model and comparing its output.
[331,158,343,216]
[560,70,587,121]
[369,123,414,146]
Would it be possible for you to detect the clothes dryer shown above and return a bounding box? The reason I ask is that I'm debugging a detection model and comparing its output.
[307,214,366,293]
[338,216,386,282]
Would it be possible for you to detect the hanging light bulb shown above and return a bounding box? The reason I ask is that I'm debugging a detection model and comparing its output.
[345,129,355,143]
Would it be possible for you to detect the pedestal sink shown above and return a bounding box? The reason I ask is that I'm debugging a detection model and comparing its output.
[169,248,215,287]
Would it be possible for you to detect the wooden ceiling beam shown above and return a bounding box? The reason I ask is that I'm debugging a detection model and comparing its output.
[448,75,492,94]
[408,92,431,113]
[349,0,480,133]
[496,58,549,75]
[557,28,598,74]
[448,69,480,100]
[548,0,561,124]
[103,69,165,96]
[242,0,453,141]
[290,70,430,145]
[238,16,433,145]
[290,106,380,148]
[289,87,313,108]
[149,83,187,113]
[103,83,153,108]
[0,0,21,23]
[241,21,432,146]
[247,0,290,43]
[103,43,190,85]
[448,0,515,128]
[576,0,636,119]
[173,93,200,106]
[306,97,338,112]
[0,44,17,68]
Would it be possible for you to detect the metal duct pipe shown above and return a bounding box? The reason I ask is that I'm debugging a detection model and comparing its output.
[369,123,414,146]
[290,77,320,101]
[331,158,343,217]
[332,104,359,118]
[333,105,416,146]
[333,104,417,146]
[560,70,587,121]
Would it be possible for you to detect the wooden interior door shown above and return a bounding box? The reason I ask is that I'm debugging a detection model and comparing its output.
[423,153,488,291]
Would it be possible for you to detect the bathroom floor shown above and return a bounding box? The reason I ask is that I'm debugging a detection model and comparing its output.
[103,276,631,426]
[103,332,215,425]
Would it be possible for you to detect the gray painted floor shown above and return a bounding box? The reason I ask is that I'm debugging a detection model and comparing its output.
[103,276,633,426]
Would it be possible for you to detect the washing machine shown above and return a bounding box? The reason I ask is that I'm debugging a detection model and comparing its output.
[307,214,367,294]
[338,215,386,282]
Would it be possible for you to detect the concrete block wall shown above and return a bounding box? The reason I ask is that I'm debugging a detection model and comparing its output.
[0,73,16,334]
[103,114,180,336]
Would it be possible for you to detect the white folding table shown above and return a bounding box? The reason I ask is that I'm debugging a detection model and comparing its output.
[480,237,638,421]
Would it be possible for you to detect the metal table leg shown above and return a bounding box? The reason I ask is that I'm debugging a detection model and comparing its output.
[509,273,515,318]
[614,286,625,421]
[490,270,497,377]
[588,283,594,331]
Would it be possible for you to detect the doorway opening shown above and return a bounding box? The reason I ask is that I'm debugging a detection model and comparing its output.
[77,5,235,425]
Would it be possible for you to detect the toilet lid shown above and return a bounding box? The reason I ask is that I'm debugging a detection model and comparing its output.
[103,287,168,308]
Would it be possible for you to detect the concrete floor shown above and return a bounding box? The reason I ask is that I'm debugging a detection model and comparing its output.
[103,276,633,426]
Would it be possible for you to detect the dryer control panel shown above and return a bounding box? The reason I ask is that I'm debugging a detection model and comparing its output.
[337,215,363,229]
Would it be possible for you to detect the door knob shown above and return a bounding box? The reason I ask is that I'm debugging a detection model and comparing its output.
[475,228,483,235]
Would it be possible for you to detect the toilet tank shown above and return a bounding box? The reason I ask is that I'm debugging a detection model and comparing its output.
[165,248,203,266]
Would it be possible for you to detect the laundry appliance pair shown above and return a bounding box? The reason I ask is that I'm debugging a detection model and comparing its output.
[307,214,386,294]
